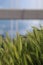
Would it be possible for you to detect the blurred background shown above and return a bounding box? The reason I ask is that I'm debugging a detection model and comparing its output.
[0,0,43,38]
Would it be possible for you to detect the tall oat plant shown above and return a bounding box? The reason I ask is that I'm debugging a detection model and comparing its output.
[0,26,43,65]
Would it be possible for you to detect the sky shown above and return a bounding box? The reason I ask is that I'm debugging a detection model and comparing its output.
[0,0,43,9]
[0,0,43,38]
[14,0,43,9]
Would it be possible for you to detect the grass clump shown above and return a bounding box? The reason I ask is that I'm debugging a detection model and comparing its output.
[0,26,43,65]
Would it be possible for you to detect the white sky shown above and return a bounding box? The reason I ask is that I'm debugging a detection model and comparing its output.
[0,0,43,9]
[14,0,43,9]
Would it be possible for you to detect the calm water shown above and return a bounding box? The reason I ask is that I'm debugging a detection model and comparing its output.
[0,20,43,38]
